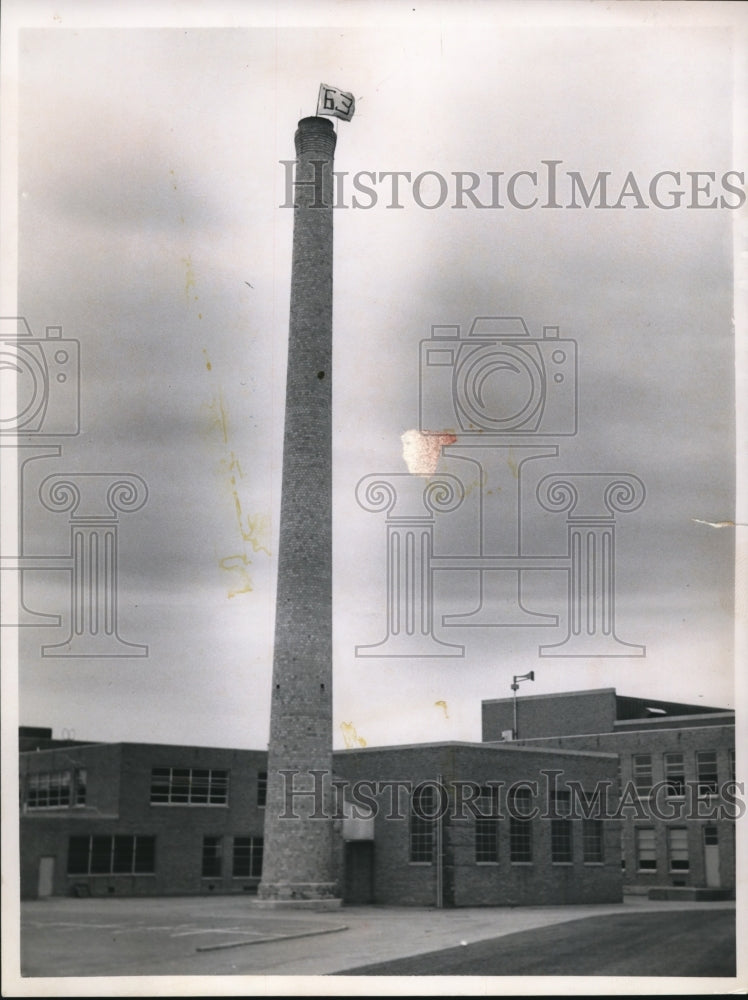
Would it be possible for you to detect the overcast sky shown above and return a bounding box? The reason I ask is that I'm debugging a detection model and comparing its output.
[4,1,744,751]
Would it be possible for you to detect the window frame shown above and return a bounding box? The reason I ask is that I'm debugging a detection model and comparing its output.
[201,835,223,878]
[474,786,499,864]
[550,791,573,864]
[257,771,268,809]
[508,787,533,864]
[409,785,436,865]
[632,754,653,798]
[635,827,657,872]
[664,752,686,799]
[232,836,264,878]
[668,826,689,872]
[696,750,719,797]
[67,835,155,876]
[582,818,604,864]
[26,770,72,810]
[150,767,230,806]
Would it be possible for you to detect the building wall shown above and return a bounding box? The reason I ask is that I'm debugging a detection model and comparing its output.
[482,688,618,741]
[29,724,728,905]
[20,744,268,899]
[335,742,622,907]
[508,724,737,894]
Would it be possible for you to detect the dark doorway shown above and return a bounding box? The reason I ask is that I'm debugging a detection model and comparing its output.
[343,841,374,904]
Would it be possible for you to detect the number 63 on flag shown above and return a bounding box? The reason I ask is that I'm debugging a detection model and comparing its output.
[317,84,355,121]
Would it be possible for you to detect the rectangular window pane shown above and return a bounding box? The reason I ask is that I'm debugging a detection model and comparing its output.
[67,836,90,875]
[475,786,498,863]
[190,769,210,803]
[636,828,657,870]
[664,752,685,797]
[668,828,689,870]
[509,788,533,863]
[170,769,191,803]
[582,819,603,863]
[633,755,652,797]
[251,839,264,878]
[66,835,155,875]
[233,837,263,878]
[75,769,87,806]
[90,836,113,874]
[112,835,135,873]
[550,791,572,863]
[202,836,223,877]
[26,770,73,809]
[209,771,229,805]
[510,818,532,862]
[258,771,268,808]
[410,786,435,863]
[134,836,156,874]
[150,767,229,806]
[551,819,573,862]
[696,751,718,796]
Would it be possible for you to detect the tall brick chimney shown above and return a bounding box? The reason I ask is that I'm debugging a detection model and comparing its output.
[258,117,339,904]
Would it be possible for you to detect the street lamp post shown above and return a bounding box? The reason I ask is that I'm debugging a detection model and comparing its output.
[511,671,535,740]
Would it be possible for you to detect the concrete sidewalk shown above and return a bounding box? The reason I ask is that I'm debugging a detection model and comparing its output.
[17,895,736,978]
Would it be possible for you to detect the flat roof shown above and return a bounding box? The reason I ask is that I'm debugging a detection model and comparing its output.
[482,687,617,706]
[335,740,618,760]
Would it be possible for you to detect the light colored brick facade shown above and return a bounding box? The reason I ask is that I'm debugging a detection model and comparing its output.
[482,688,737,896]
[259,116,338,901]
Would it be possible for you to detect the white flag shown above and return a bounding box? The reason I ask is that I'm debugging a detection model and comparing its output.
[317,84,355,122]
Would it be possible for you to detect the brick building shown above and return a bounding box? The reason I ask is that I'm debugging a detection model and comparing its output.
[19,729,621,905]
[482,688,737,897]
[19,739,268,900]
[332,741,621,907]
[20,686,735,903]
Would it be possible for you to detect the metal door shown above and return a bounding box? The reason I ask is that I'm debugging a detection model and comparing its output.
[704,826,720,887]
[38,856,55,897]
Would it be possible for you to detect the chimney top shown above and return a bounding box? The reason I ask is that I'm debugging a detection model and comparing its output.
[295,116,337,157]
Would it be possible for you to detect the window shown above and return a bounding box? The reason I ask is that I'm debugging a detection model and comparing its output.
[729,748,735,784]
[636,828,657,871]
[509,787,533,863]
[615,758,623,803]
[582,819,604,863]
[257,771,267,808]
[664,753,685,798]
[550,791,572,863]
[74,769,87,806]
[410,786,436,863]
[474,786,499,863]
[150,767,229,805]
[704,825,718,847]
[233,837,264,878]
[632,755,652,798]
[201,836,223,877]
[696,751,718,796]
[67,835,155,875]
[26,771,71,808]
[668,828,689,871]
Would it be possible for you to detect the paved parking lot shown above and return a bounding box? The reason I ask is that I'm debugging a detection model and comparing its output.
[10,895,738,982]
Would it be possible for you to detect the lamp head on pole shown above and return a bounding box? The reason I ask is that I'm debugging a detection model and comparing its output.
[511,670,535,691]
[511,671,535,741]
